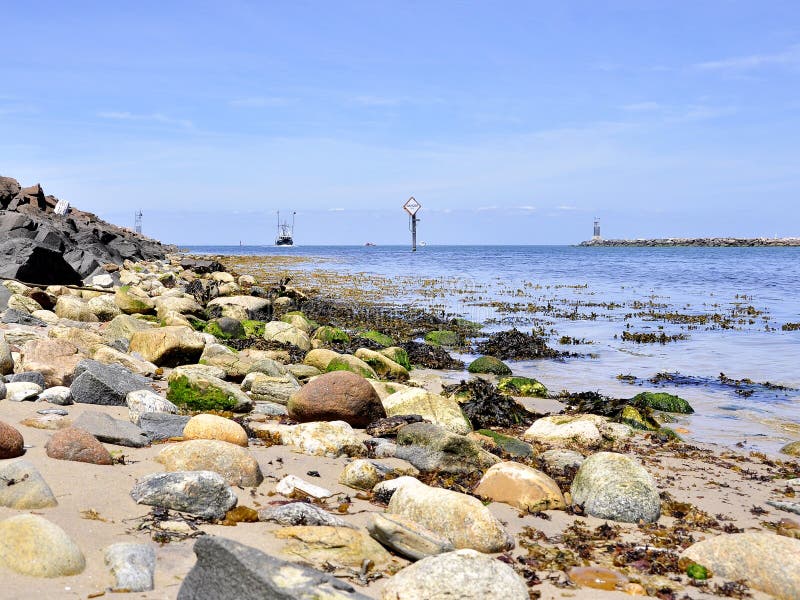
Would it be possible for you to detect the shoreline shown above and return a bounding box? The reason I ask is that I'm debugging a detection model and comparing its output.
[579,238,800,247]
[0,253,798,599]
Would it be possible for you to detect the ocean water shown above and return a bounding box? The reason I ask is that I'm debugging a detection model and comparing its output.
[186,245,800,453]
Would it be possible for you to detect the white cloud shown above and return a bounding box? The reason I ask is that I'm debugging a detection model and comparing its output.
[556,205,579,211]
[515,205,537,212]
[328,207,345,212]
[695,45,800,71]
[97,111,194,129]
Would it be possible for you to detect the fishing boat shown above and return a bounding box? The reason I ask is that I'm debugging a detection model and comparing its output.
[275,211,295,246]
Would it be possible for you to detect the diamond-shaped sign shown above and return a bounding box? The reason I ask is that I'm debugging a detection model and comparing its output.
[403,197,421,216]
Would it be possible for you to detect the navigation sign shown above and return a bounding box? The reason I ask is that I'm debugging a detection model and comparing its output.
[54,200,70,215]
[403,196,421,216]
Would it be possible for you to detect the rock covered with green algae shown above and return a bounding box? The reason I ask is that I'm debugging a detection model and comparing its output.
[177,535,372,600]
[570,451,660,523]
[361,329,395,347]
[326,354,378,379]
[682,533,800,600]
[354,347,409,381]
[467,355,512,375]
[380,346,411,370]
[498,375,548,397]
[312,325,350,344]
[781,440,800,457]
[423,329,461,347]
[631,391,694,414]
[167,367,252,412]
[475,429,534,458]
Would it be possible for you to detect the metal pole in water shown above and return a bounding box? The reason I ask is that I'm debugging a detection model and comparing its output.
[403,196,422,252]
[411,214,417,252]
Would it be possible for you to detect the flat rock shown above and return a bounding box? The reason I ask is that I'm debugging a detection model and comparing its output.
[246,373,300,405]
[682,532,800,600]
[183,413,248,447]
[395,422,498,474]
[387,477,514,553]
[381,549,529,600]
[73,410,150,447]
[570,451,660,523]
[156,439,263,487]
[45,427,113,465]
[70,359,151,406]
[126,389,178,425]
[0,514,85,577]
[139,412,191,441]
[176,535,370,600]
[367,512,454,561]
[0,420,25,458]
[0,460,58,509]
[523,414,603,447]
[258,502,352,528]
[287,370,385,427]
[104,543,156,592]
[475,461,565,512]
[382,388,471,434]
[541,448,585,472]
[20,414,71,430]
[131,471,237,520]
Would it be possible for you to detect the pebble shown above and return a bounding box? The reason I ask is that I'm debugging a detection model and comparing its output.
[104,543,156,592]
[568,566,629,590]
[275,474,334,499]
[37,408,69,416]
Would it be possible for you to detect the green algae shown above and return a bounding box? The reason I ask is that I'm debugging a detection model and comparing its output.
[467,356,512,376]
[497,376,548,397]
[166,374,239,411]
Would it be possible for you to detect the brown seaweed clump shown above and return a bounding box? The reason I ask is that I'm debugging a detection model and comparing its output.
[476,329,565,360]
[399,341,464,370]
[442,378,539,428]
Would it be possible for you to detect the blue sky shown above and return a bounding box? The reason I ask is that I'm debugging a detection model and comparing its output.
[2,1,799,244]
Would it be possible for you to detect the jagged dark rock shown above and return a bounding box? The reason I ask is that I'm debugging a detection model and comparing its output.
[0,175,175,285]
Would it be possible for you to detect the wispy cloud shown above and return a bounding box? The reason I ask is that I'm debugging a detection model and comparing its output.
[97,111,194,129]
[622,101,663,112]
[229,96,290,108]
[350,95,445,107]
[695,44,800,71]
[556,205,579,211]
[328,207,345,212]
[515,205,537,212]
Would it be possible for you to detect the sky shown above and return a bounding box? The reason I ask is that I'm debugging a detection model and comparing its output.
[1,1,799,245]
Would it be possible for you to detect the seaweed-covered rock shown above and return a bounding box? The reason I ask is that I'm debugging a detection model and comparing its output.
[399,341,464,370]
[476,328,563,360]
[424,330,461,347]
[166,368,252,412]
[442,378,537,429]
[312,325,350,345]
[631,391,694,414]
[360,330,394,347]
[354,348,409,381]
[467,355,511,376]
[380,346,411,370]
[497,376,548,398]
[474,429,534,458]
[204,317,246,340]
[326,354,377,379]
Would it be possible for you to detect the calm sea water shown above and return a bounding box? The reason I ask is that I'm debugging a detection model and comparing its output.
[186,245,800,453]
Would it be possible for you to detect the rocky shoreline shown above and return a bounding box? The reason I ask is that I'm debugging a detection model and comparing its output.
[579,238,800,247]
[0,252,799,599]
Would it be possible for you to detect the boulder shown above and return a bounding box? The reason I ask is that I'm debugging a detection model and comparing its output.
[387,477,514,553]
[18,338,83,387]
[781,441,800,457]
[303,348,341,371]
[207,295,272,321]
[176,536,370,600]
[0,420,25,459]
[45,427,114,465]
[104,314,155,341]
[139,412,191,441]
[8,293,43,314]
[86,294,122,321]
[156,439,263,487]
[129,325,205,367]
[104,543,156,593]
[114,286,155,314]
[70,359,150,406]
[287,370,385,427]
[467,356,512,375]
[380,346,411,370]
[167,368,252,412]
[570,451,660,523]
[263,321,311,351]
[130,471,238,520]
[72,410,150,447]
[183,414,248,447]
[0,514,85,577]
[381,549,528,600]
[354,348,409,381]
[0,460,58,509]
[366,513,454,561]
[474,461,565,511]
[126,389,179,425]
[383,388,471,435]
[395,422,498,474]
[10,371,46,387]
[47,325,105,354]
[54,295,98,322]
[325,354,377,378]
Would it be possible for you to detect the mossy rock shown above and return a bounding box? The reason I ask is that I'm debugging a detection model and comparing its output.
[166,374,242,412]
[204,318,246,340]
[497,376,547,398]
[467,356,512,376]
[452,318,483,334]
[476,429,534,458]
[380,347,411,371]
[137,314,160,323]
[281,311,318,332]
[187,316,207,331]
[424,330,461,347]
[631,391,694,414]
[326,356,376,379]
[620,405,659,431]
[314,326,351,344]
[360,330,395,347]
[241,320,265,337]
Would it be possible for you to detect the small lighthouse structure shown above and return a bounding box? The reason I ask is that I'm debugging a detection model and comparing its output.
[592,217,601,241]
[134,210,143,235]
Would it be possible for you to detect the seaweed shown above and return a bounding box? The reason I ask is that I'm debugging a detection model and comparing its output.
[442,378,540,428]
[476,328,565,360]
[399,340,464,370]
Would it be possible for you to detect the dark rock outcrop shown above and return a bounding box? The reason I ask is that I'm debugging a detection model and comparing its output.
[0,175,175,285]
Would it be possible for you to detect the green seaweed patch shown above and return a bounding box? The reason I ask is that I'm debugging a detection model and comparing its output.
[686,563,710,580]
[326,357,373,379]
[166,374,239,411]
[476,429,533,458]
[424,330,461,347]
[620,405,659,430]
[314,325,351,344]
[361,330,395,347]
[241,319,265,337]
[451,318,483,334]
[467,356,512,376]
[381,347,411,371]
[187,316,207,331]
[137,314,160,323]
[632,391,694,414]
[497,376,548,397]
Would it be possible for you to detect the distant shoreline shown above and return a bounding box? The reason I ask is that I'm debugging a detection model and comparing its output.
[579,237,800,247]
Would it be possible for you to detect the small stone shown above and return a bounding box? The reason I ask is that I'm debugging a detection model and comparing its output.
[339,459,383,490]
[367,513,454,560]
[39,386,73,405]
[183,413,248,447]
[20,414,71,430]
[156,439,263,487]
[568,566,629,590]
[131,471,238,520]
[0,420,25,458]
[104,543,156,592]
[0,460,58,509]
[258,502,352,528]
[139,412,191,441]
[275,474,334,499]
[0,514,85,577]
[37,408,68,416]
[5,381,42,402]
[474,461,566,512]
[126,389,178,425]
[381,549,528,600]
[45,427,113,465]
